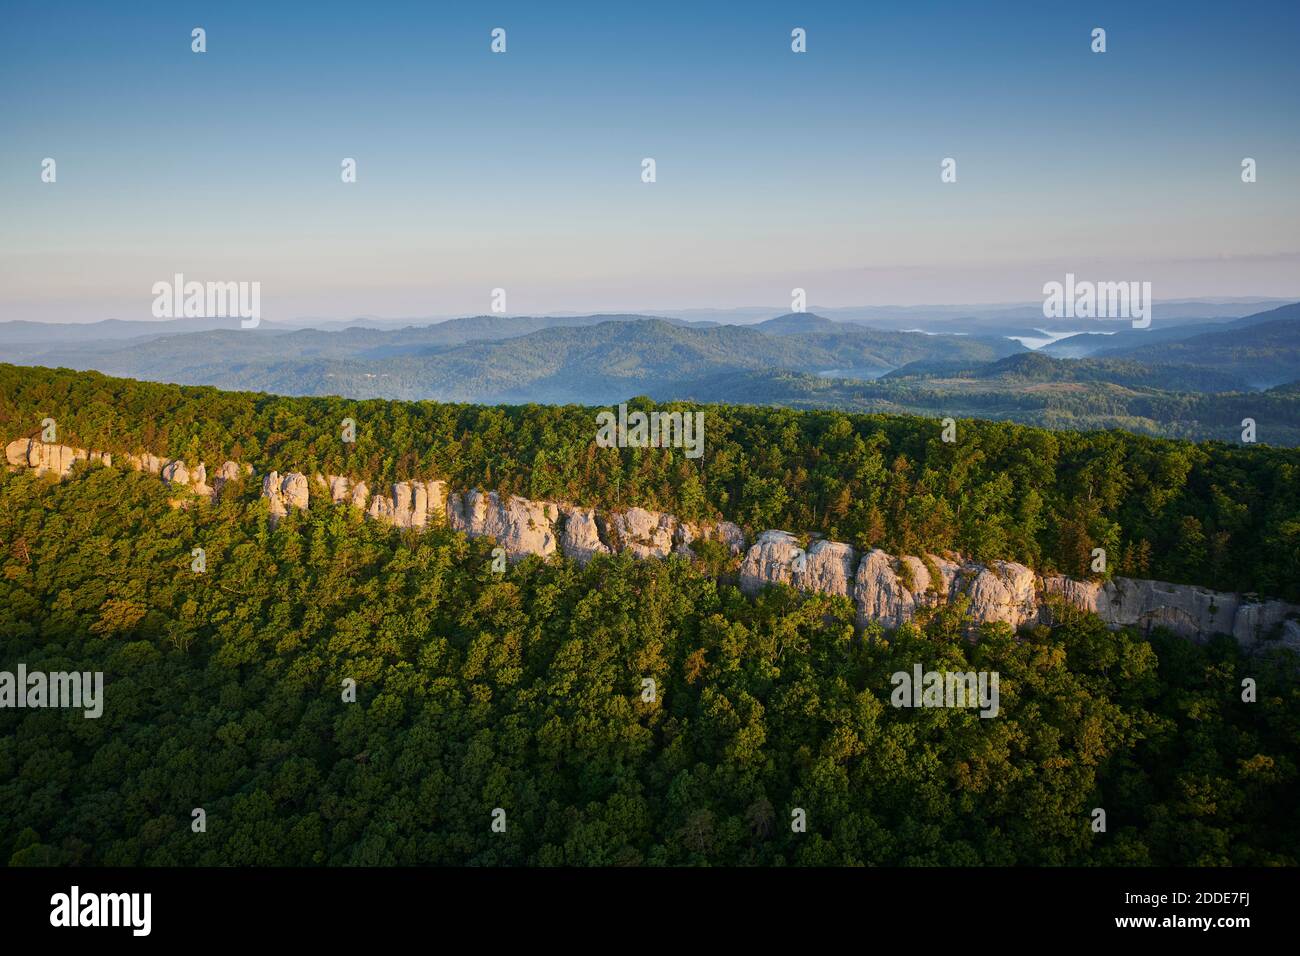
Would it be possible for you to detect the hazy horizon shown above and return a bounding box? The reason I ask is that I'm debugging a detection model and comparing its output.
[3,294,1299,328]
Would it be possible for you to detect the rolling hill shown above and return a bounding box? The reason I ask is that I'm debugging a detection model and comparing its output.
[0,315,1027,404]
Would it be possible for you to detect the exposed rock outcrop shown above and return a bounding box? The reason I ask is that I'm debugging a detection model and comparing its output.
[348,480,369,510]
[327,475,351,504]
[8,434,1299,648]
[5,439,110,477]
[560,506,611,563]
[128,452,165,475]
[161,459,190,487]
[1040,575,1103,617]
[365,480,445,529]
[739,534,856,600]
[607,507,677,559]
[448,489,559,561]
[797,539,857,597]
[161,459,213,497]
[1281,619,1300,652]
[261,471,309,519]
[1084,577,1298,647]
[961,561,1038,628]
[210,461,243,498]
[676,520,745,557]
[853,549,923,629]
[739,530,803,595]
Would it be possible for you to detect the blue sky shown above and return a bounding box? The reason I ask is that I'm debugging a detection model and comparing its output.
[2,0,1297,321]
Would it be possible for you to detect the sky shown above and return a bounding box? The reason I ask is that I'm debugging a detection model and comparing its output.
[1,0,1298,323]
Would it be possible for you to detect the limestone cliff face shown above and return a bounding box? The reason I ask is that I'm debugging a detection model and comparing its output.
[6,438,111,477]
[261,471,309,519]
[852,549,922,629]
[796,540,858,598]
[161,460,190,487]
[160,459,214,497]
[209,462,237,498]
[964,561,1039,628]
[739,530,802,594]
[1041,574,1298,646]
[606,507,677,559]
[559,506,610,563]
[676,520,745,557]
[448,489,559,561]
[127,453,164,475]
[738,533,858,599]
[367,480,447,529]
[8,435,1299,647]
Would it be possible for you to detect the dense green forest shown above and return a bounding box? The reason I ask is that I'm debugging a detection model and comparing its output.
[668,367,1300,446]
[3,364,1299,600]
[2,465,1297,865]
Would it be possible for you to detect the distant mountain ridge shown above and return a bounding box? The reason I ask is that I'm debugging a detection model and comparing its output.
[1044,301,1300,360]
[0,313,1027,404]
[1,301,1297,444]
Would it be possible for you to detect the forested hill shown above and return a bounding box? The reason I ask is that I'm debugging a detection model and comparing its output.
[5,447,1297,866]
[1,316,1024,405]
[3,364,1297,602]
[4,363,1300,868]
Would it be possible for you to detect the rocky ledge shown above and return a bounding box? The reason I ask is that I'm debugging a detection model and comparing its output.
[6,436,1298,649]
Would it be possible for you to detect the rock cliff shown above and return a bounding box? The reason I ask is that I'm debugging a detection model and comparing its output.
[6,438,111,477]
[261,471,309,520]
[448,489,559,561]
[7,435,1298,648]
[559,506,610,563]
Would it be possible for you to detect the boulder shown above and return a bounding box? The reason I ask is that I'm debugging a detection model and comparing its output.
[5,438,31,467]
[262,471,309,518]
[161,460,191,486]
